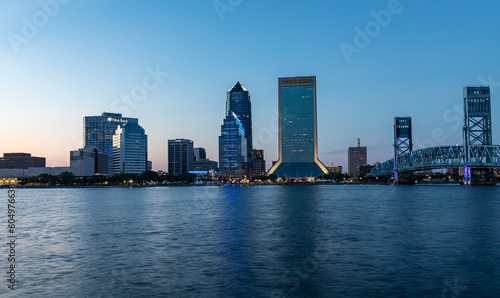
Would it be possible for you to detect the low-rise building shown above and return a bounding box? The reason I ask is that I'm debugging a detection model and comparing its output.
[193,159,218,171]
[0,153,45,169]
[70,147,108,176]
[327,165,342,174]
[359,165,375,176]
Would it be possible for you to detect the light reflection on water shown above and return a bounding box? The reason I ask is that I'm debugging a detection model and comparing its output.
[2,185,500,297]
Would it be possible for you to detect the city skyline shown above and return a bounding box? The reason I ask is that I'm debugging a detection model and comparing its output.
[2,1,500,171]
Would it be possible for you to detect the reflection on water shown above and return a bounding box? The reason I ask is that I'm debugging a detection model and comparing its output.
[2,185,500,297]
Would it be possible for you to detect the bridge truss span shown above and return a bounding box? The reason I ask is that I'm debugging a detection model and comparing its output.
[368,145,500,177]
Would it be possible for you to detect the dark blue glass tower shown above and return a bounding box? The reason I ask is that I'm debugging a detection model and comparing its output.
[219,112,248,180]
[267,76,329,178]
[226,82,252,175]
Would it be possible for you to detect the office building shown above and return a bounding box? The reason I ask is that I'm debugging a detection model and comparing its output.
[226,82,253,175]
[447,167,465,176]
[0,153,45,169]
[327,165,342,174]
[359,164,375,176]
[194,147,206,161]
[84,112,139,175]
[0,167,70,178]
[219,112,248,180]
[252,149,266,176]
[168,139,194,175]
[70,147,108,176]
[193,159,218,171]
[348,138,367,177]
[267,76,329,178]
[112,123,148,175]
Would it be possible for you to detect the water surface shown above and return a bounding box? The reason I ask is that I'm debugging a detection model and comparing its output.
[2,185,500,297]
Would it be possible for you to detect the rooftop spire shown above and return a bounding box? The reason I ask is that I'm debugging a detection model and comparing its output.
[228,81,248,92]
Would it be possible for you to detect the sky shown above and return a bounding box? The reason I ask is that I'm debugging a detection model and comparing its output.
[1,0,500,172]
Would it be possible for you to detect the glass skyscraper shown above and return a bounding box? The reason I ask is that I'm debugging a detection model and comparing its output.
[219,112,248,180]
[267,76,329,178]
[226,82,252,175]
[84,112,139,175]
[168,139,194,175]
[112,123,148,175]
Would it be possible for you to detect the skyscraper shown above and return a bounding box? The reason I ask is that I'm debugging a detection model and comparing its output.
[348,138,367,177]
[226,82,252,175]
[219,112,248,180]
[168,139,194,175]
[267,76,329,178]
[84,112,139,175]
[112,123,148,175]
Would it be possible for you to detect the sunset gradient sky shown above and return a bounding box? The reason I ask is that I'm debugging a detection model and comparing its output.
[1,0,500,171]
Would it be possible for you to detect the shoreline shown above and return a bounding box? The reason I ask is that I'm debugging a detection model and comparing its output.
[2,182,471,189]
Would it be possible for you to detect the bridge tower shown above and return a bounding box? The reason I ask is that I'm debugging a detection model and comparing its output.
[463,86,495,185]
[394,117,413,184]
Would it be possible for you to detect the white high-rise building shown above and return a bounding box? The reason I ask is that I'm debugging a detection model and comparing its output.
[84,112,139,175]
[112,123,148,175]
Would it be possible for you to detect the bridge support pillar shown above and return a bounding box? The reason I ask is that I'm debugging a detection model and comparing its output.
[462,87,496,185]
[463,167,496,185]
[393,171,414,185]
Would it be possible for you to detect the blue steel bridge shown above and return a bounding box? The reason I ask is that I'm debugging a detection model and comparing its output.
[368,86,499,185]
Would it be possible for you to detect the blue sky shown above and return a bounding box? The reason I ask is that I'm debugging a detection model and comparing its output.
[1,0,500,171]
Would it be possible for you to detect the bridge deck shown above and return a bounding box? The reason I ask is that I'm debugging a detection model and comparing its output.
[368,145,500,177]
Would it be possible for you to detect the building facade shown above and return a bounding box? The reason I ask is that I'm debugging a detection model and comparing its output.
[112,123,148,175]
[0,153,45,169]
[267,76,329,178]
[0,167,70,178]
[348,138,367,177]
[327,165,342,174]
[193,159,218,171]
[359,165,375,177]
[219,112,248,180]
[193,147,206,161]
[84,112,139,175]
[168,139,194,175]
[252,149,266,177]
[226,82,253,175]
[70,147,108,176]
